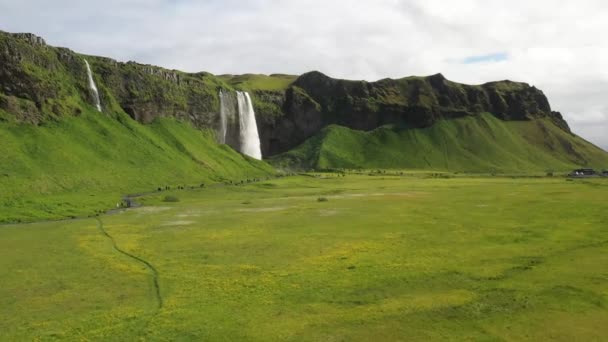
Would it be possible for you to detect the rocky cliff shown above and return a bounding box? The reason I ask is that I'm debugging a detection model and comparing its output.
[256,72,571,156]
[0,30,572,158]
[0,31,227,127]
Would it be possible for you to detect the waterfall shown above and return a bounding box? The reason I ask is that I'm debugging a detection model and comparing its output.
[218,90,262,160]
[218,90,228,144]
[236,91,262,160]
[84,59,102,112]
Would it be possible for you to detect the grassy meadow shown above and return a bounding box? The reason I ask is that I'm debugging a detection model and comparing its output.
[1,173,607,340]
[218,74,297,91]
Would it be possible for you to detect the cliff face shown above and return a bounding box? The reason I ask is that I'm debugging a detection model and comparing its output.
[0,31,571,157]
[0,31,226,129]
[256,72,571,156]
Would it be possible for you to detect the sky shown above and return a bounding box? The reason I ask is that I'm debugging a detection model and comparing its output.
[1,0,607,149]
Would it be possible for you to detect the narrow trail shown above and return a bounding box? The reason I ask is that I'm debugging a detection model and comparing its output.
[95,217,163,309]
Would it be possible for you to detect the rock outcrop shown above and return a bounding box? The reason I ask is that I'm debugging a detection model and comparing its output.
[12,33,46,46]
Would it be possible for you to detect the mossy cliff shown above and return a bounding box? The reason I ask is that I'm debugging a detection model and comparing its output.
[0,30,602,168]
[0,31,231,129]
[256,71,572,156]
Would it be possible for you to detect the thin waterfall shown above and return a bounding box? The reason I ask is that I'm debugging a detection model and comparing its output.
[237,92,262,160]
[218,90,228,144]
[218,90,238,147]
[84,59,102,112]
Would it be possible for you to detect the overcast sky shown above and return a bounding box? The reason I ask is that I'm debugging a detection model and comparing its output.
[1,0,607,149]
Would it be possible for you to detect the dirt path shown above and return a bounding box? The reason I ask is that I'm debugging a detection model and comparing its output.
[95,217,163,309]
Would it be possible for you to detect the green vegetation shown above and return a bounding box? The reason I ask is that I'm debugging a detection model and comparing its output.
[272,113,608,172]
[1,174,607,340]
[162,196,180,203]
[0,31,239,125]
[219,73,297,91]
[0,109,273,223]
[2,29,607,342]
[88,58,232,118]
[0,32,88,123]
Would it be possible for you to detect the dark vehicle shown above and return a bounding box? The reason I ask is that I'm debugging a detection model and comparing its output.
[569,169,598,177]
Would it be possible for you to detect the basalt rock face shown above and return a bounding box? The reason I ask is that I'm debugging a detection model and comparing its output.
[0,30,225,128]
[89,60,223,128]
[12,33,47,46]
[255,71,570,156]
[255,87,324,156]
[0,32,65,123]
[0,30,572,158]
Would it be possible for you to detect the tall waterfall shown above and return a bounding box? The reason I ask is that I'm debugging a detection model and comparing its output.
[218,90,228,144]
[84,59,102,112]
[218,90,262,160]
[237,92,262,160]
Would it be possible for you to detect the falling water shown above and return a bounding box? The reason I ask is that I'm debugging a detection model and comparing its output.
[236,92,262,160]
[217,90,262,160]
[84,59,102,112]
[218,90,228,144]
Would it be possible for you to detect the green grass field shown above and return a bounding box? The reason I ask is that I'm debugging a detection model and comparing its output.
[1,174,607,341]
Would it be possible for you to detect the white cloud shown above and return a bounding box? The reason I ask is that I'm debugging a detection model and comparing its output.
[0,0,607,149]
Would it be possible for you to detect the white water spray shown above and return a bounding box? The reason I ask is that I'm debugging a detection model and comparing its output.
[236,92,262,160]
[217,90,262,160]
[84,59,102,112]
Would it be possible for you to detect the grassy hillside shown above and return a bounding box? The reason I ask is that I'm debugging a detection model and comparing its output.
[218,74,297,91]
[0,108,273,223]
[271,113,608,172]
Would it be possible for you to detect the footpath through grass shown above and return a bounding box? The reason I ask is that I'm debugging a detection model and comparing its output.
[1,174,607,340]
